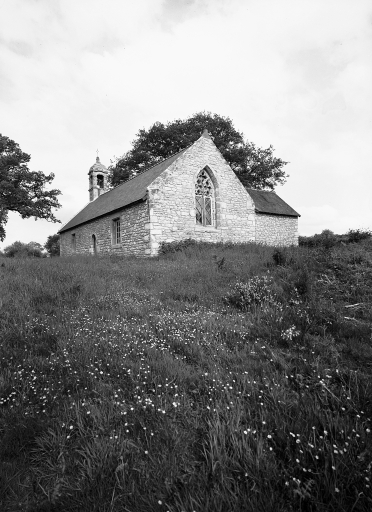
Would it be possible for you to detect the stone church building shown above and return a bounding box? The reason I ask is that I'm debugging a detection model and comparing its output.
[59,130,300,256]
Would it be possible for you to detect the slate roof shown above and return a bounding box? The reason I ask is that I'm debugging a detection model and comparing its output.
[60,140,299,234]
[247,189,300,217]
[59,147,189,233]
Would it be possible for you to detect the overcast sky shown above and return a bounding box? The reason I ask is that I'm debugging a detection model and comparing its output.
[1,0,371,249]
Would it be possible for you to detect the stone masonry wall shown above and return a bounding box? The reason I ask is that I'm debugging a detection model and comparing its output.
[255,213,298,246]
[147,135,256,255]
[60,201,149,256]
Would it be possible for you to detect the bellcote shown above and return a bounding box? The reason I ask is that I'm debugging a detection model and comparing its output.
[88,156,109,202]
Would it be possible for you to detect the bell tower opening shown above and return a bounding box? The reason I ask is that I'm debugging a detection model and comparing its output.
[97,175,104,189]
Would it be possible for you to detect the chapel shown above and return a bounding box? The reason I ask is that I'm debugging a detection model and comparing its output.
[59,130,300,256]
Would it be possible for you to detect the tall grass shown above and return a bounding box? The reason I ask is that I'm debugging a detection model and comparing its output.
[0,241,371,511]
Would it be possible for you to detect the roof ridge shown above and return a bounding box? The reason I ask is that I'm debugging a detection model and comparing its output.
[112,143,194,191]
[246,187,276,193]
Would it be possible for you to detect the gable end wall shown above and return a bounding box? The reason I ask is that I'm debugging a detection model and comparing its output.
[147,136,256,254]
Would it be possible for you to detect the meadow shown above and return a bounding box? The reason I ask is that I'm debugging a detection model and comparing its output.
[0,240,371,511]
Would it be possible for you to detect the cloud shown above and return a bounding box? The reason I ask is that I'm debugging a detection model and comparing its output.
[0,0,371,248]
[299,205,338,233]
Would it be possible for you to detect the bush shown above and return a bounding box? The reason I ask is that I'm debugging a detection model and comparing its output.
[272,248,295,266]
[300,228,372,248]
[3,241,45,258]
[347,228,371,244]
[158,238,199,255]
[299,230,338,249]
[158,238,233,255]
[44,233,60,257]
[224,274,277,311]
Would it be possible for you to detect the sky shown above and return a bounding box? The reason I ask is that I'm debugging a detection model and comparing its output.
[1,0,371,249]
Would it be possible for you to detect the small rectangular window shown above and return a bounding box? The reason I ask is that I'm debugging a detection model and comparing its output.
[71,233,76,252]
[112,218,121,245]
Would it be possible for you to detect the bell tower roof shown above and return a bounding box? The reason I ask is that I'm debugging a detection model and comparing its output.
[88,156,108,175]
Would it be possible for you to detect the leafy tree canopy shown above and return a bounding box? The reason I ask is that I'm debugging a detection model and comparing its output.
[0,134,62,241]
[44,233,60,257]
[109,112,288,190]
[3,240,44,258]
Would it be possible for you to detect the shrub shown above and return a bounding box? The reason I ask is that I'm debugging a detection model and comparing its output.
[300,228,372,248]
[44,234,60,257]
[3,241,45,258]
[272,248,287,266]
[299,230,338,249]
[158,238,198,255]
[347,228,371,244]
[224,274,277,311]
[272,248,296,266]
[315,230,338,249]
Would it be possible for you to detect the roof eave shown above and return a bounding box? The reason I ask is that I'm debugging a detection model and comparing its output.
[255,208,300,218]
[59,195,147,234]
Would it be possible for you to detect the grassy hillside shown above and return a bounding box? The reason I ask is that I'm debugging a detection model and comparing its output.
[0,241,371,512]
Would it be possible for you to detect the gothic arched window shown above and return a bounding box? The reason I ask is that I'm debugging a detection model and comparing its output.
[195,168,216,227]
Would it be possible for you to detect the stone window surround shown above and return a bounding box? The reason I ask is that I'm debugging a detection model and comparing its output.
[194,165,219,230]
[112,217,121,246]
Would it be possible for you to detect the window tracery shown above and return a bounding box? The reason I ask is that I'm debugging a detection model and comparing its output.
[195,169,215,226]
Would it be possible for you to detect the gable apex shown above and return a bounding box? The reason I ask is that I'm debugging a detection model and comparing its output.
[201,128,212,139]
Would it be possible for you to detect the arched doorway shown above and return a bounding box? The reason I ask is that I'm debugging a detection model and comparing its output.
[92,234,97,255]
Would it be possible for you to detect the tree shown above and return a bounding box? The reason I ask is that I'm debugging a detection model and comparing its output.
[3,241,44,258]
[44,233,60,257]
[109,112,288,190]
[0,134,62,241]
